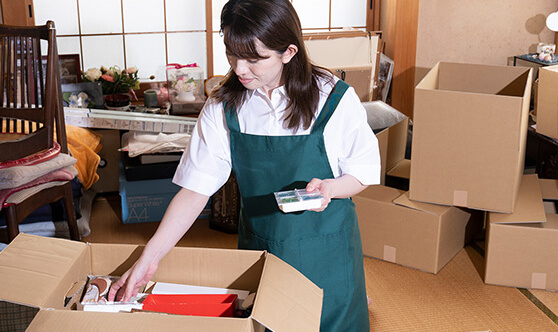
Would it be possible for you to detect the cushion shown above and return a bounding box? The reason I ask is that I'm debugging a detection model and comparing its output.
[0,153,77,190]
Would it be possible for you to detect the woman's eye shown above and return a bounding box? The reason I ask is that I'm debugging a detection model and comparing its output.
[248,59,259,64]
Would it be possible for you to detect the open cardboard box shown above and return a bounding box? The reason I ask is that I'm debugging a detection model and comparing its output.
[410,62,533,213]
[0,234,322,332]
[376,118,409,185]
[354,185,484,274]
[536,64,558,140]
[485,175,556,290]
[361,100,409,185]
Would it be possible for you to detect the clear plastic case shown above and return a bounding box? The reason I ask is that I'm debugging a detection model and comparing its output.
[274,189,324,213]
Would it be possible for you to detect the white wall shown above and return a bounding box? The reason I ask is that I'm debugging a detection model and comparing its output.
[415,0,558,83]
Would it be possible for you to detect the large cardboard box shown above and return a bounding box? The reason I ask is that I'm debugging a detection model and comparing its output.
[410,62,533,212]
[485,215,558,290]
[0,234,322,332]
[536,65,558,139]
[485,174,554,290]
[354,185,483,274]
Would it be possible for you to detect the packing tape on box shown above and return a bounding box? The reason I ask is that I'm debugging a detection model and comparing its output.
[453,190,468,207]
[531,272,547,289]
[383,245,397,263]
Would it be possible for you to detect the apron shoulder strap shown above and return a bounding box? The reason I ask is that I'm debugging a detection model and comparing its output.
[312,80,350,134]
[224,102,241,133]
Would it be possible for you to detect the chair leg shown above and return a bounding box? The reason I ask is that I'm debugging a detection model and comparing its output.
[62,183,80,241]
[5,205,20,242]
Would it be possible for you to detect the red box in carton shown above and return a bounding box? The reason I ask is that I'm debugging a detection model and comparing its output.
[142,294,237,317]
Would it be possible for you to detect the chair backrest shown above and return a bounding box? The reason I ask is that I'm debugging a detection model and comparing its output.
[0,20,68,162]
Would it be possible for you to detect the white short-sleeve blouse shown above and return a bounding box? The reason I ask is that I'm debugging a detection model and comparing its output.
[172,76,381,196]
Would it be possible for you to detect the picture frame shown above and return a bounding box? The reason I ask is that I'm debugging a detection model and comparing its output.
[42,54,82,84]
[376,53,394,103]
[61,81,103,109]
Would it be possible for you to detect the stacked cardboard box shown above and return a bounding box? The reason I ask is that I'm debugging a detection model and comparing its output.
[357,62,551,281]
[410,62,532,213]
[355,185,483,273]
[0,234,322,331]
[485,178,558,290]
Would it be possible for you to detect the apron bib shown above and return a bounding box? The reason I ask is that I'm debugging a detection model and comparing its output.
[225,80,369,332]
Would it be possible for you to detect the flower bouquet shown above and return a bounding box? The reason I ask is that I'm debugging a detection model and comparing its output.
[83,65,140,99]
[82,65,142,110]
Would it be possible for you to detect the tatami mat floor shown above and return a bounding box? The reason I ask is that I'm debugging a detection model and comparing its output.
[84,194,558,332]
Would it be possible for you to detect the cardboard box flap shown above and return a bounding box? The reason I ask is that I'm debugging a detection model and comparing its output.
[0,234,87,308]
[251,253,323,332]
[506,213,558,230]
[26,310,250,332]
[416,62,439,90]
[489,174,546,224]
[393,192,452,216]
[386,159,411,179]
[540,178,558,200]
[356,184,404,203]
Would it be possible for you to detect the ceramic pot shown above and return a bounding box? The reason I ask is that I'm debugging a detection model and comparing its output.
[104,93,131,111]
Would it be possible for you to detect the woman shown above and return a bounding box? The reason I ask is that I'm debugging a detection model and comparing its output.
[109,0,380,330]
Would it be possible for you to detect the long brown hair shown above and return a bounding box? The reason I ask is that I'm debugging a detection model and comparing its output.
[211,0,332,131]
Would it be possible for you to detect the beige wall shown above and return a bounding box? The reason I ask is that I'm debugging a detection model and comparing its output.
[415,0,558,84]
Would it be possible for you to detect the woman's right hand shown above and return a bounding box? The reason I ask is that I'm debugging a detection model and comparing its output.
[107,257,159,303]
[106,188,209,303]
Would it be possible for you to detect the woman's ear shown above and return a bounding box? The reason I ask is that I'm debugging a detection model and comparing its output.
[282,44,298,64]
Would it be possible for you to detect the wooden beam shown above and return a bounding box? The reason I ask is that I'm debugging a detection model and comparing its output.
[206,0,214,77]
[366,0,381,32]
[389,0,419,119]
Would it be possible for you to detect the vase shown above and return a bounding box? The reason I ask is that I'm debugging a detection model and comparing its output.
[176,91,195,102]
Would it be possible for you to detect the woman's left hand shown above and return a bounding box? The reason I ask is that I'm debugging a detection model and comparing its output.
[306,178,333,212]
[306,174,369,212]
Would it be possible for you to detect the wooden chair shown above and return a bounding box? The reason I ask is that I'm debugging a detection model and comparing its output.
[0,21,80,242]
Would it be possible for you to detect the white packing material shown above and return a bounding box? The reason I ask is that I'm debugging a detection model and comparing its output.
[362,100,408,131]
[120,131,191,157]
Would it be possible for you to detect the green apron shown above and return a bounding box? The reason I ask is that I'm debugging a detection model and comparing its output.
[225,80,369,332]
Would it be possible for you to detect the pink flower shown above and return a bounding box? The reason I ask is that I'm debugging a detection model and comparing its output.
[101,74,115,82]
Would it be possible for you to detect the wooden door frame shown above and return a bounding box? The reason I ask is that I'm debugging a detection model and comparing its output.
[372,0,419,119]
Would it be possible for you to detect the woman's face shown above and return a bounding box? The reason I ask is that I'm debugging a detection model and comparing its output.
[226,39,297,96]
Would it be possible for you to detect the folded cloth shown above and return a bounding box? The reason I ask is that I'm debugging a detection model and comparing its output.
[121,131,191,157]
[0,153,77,190]
[0,166,78,213]
[0,141,61,169]
[65,125,102,190]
